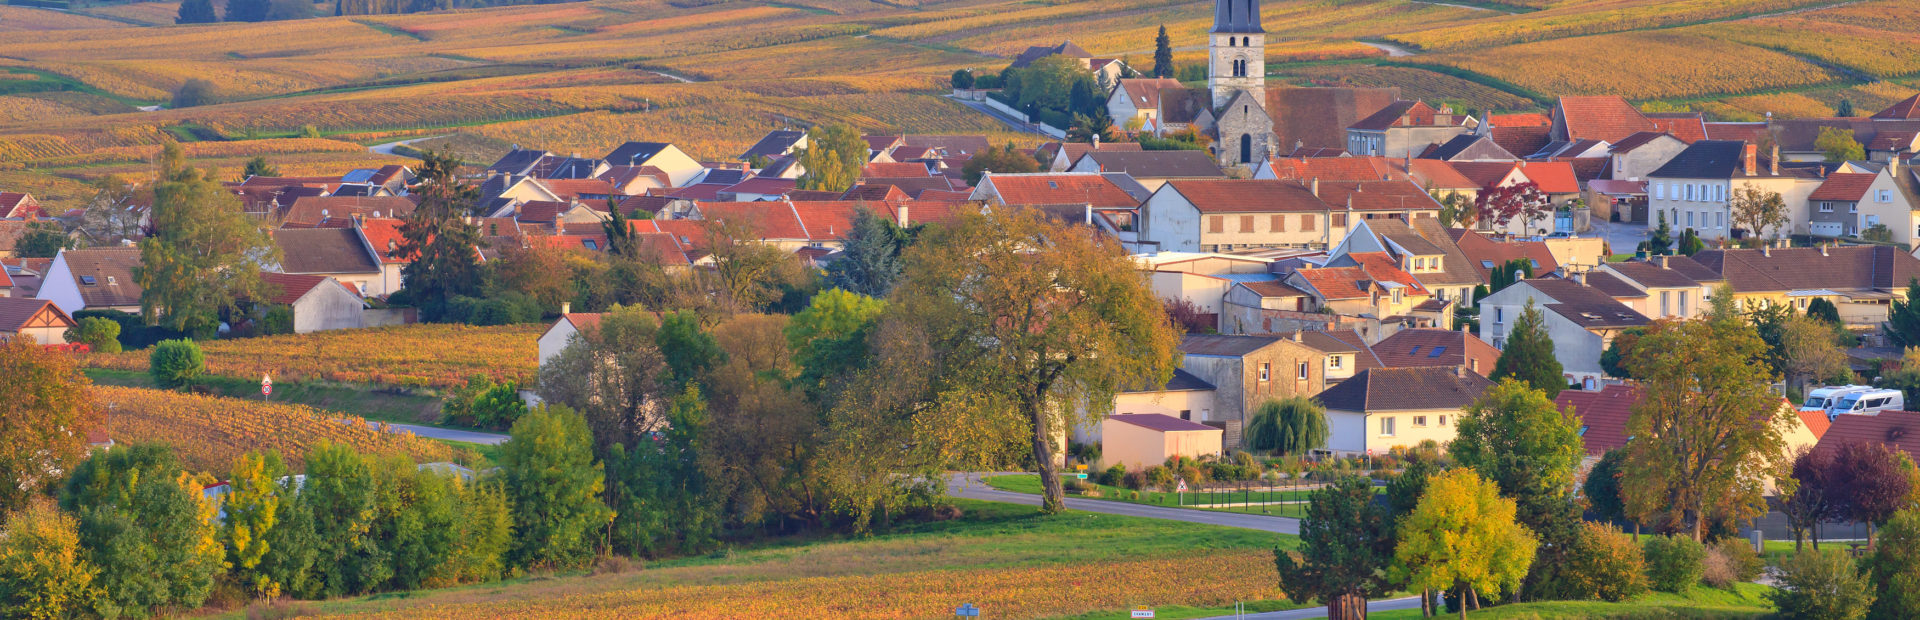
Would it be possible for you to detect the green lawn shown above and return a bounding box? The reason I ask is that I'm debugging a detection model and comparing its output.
[1370,583,1775,619]
[85,368,455,429]
[985,473,1364,518]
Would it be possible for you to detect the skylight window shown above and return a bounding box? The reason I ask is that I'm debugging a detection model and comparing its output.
[1408,345,1421,355]
[1481,260,1495,268]
[80,276,95,285]
[1428,346,1446,358]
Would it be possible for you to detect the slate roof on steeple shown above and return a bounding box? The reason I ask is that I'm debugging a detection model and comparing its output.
[1212,0,1263,33]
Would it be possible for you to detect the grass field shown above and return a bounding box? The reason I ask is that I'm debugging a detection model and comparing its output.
[244,499,1302,619]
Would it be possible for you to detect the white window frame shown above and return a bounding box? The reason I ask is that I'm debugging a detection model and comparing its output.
[1330,355,1343,369]
[1880,189,1894,203]
[1413,415,1428,427]
[1259,362,1270,382]
[1820,201,1834,213]
[1380,416,1396,437]
[1297,361,1309,380]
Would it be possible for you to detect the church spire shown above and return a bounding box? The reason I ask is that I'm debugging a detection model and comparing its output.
[1211,0,1263,34]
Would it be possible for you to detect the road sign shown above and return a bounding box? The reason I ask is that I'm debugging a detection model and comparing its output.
[1075,473,1088,480]
[260,374,272,397]
[1175,479,1187,493]
[1075,463,1087,471]
[1131,606,1155,618]
[954,603,980,617]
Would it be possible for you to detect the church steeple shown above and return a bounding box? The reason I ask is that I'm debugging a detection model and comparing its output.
[1211,0,1263,34]
[1207,0,1265,109]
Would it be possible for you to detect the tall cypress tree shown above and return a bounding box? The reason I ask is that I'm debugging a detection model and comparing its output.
[1152,25,1174,78]
[1493,299,1566,398]
[176,0,218,24]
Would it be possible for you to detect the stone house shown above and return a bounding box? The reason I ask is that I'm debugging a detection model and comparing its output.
[1136,178,1441,252]
[1177,333,1326,448]
[1590,255,1719,320]
[1344,100,1476,160]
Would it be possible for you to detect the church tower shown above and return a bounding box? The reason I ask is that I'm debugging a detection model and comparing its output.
[1208,0,1264,110]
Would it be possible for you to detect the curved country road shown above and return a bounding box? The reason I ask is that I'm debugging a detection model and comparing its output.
[353,420,510,445]
[947,472,1300,534]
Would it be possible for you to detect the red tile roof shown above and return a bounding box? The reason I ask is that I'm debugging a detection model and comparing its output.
[1268,156,1408,182]
[1705,123,1769,143]
[1370,328,1498,375]
[630,219,709,252]
[693,202,808,239]
[862,162,931,178]
[1450,161,1524,189]
[1874,94,1920,120]
[721,177,797,197]
[1516,160,1581,194]
[357,218,412,264]
[659,184,725,200]
[1648,115,1708,143]
[1490,113,1551,128]
[1347,251,1429,294]
[259,272,346,305]
[1447,228,1559,281]
[1555,96,1657,143]
[785,201,863,241]
[1813,409,1920,460]
[1489,126,1552,160]
[536,178,618,201]
[0,192,41,219]
[0,296,68,334]
[1555,384,1641,456]
[984,174,1139,208]
[1400,159,1477,190]
[1165,179,1325,213]
[1809,172,1877,201]
[1294,252,1427,300]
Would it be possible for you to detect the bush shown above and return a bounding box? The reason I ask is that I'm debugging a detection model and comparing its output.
[1709,537,1763,586]
[1770,549,1875,620]
[1121,470,1147,490]
[0,500,95,618]
[149,338,206,389]
[1101,464,1127,487]
[68,316,122,353]
[1643,535,1706,593]
[1144,466,1174,491]
[75,310,182,350]
[1552,522,1649,602]
[172,79,219,108]
[259,306,294,336]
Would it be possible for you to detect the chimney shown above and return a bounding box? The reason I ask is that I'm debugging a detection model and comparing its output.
[1084,203,1094,226]
[1310,178,1320,197]
[1762,244,1771,258]
[561,302,571,315]
[1743,143,1757,176]
[1455,365,1466,379]
[1092,134,1100,148]
[1771,144,1780,175]
[1659,254,1670,269]
[1572,271,1585,285]
[1291,330,1302,343]
[1821,243,1830,257]
[896,205,909,226]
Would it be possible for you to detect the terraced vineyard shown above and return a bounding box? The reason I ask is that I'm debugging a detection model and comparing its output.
[0,0,1910,211]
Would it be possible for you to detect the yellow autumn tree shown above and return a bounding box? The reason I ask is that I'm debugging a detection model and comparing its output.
[1391,468,1538,619]
[224,450,285,598]
[0,499,98,618]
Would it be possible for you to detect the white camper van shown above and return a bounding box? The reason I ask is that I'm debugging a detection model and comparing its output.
[1829,389,1905,419]
[1802,385,1868,413]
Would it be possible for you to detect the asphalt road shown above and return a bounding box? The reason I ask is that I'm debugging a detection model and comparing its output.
[1205,596,1424,620]
[354,420,510,445]
[947,472,1300,534]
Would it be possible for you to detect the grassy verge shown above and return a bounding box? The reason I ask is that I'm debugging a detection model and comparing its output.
[984,473,1328,518]
[1370,583,1775,618]
[224,499,1302,619]
[83,368,452,429]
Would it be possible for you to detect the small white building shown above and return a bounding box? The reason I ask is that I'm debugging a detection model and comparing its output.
[1476,277,1651,389]
[1316,366,1492,456]
[537,309,603,369]
[259,273,365,333]
[1098,414,1224,471]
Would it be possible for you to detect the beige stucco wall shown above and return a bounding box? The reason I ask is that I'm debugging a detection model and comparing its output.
[1098,419,1224,470]
[1326,407,1460,455]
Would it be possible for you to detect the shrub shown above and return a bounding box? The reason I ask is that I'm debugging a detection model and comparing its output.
[1710,537,1763,584]
[0,499,96,618]
[68,316,122,353]
[1101,464,1127,487]
[1770,549,1875,620]
[1121,470,1147,491]
[1553,522,1649,602]
[149,338,206,389]
[259,306,293,336]
[1643,535,1706,593]
[1144,466,1174,491]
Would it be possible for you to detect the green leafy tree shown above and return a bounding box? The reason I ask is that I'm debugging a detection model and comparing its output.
[1274,476,1396,620]
[1391,468,1538,619]
[1867,509,1920,620]
[137,141,280,335]
[962,142,1040,185]
[1678,228,1705,256]
[1729,183,1787,244]
[786,287,886,394]
[1837,99,1856,117]
[1438,192,1474,228]
[1553,522,1648,602]
[1152,25,1174,78]
[258,484,320,599]
[500,405,612,570]
[1806,297,1842,326]
[223,451,284,598]
[176,0,216,24]
[241,156,279,179]
[1818,126,1867,162]
[396,150,482,321]
[888,208,1180,513]
[0,499,97,618]
[825,206,911,298]
[1582,448,1629,525]
[656,309,724,388]
[537,305,670,453]
[950,68,974,90]
[1243,396,1328,456]
[1781,314,1851,392]
[170,78,218,107]
[1621,313,1786,541]
[606,385,718,557]
[794,124,866,193]
[1492,300,1565,398]
[302,442,386,597]
[1598,326,1642,379]
[1067,112,1114,144]
[1488,257,1532,294]
[1887,279,1920,348]
[1771,549,1875,620]
[148,338,205,389]
[0,338,98,513]
[67,316,121,354]
[15,221,72,259]
[1451,379,1582,598]
[61,444,224,618]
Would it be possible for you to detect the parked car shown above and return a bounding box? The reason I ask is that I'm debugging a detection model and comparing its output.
[1802,385,1870,413]
[1829,389,1905,419]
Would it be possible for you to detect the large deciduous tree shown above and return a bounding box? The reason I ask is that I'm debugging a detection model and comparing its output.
[1728,183,1787,244]
[537,305,669,454]
[0,336,98,513]
[1451,379,1583,599]
[889,208,1180,513]
[1473,181,1549,233]
[1817,127,1866,163]
[1867,509,1920,619]
[702,214,806,311]
[77,178,150,247]
[794,123,866,193]
[1621,314,1787,540]
[1392,468,1538,620]
[962,142,1040,185]
[1780,314,1851,392]
[500,405,612,570]
[395,150,482,321]
[61,444,224,617]
[1829,441,1915,548]
[1244,396,1328,456]
[176,0,217,23]
[1492,299,1564,398]
[136,141,279,335]
[1275,475,1396,620]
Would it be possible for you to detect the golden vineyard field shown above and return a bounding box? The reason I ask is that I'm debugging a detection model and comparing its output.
[83,324,542,389]
[324,550,1280,619]
[97,385,461,473]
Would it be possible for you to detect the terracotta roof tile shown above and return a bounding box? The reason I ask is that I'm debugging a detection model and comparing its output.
[862,162,932,178]
[1490,113,1551,128]
[694,202,808,239]
[1809,173,1877,202]
[0,297,68,334]
[1555,384,1641,455]
[1488,126,1551,161]
[258,272,343,305]
[1692,246,1920,293]
[1516,160,1581,194]
[1873,94,1920,120]
[357,218,412,264]
[274,227,379,275]
[1370,328,1497,375]
[1269,156,1408,182]
[1647,115,1708,143]
[57,247,143,308]
[1555,96,1657,143]
[1813,409,1920,460]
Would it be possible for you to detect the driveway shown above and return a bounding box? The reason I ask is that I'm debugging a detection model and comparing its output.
[1588,217,1647,257]
[951,98,1052,138]
[947,472,1299,534]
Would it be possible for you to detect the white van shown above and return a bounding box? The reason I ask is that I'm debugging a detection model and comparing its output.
[1829,389,1905,419]
[1801,385,1867,413]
